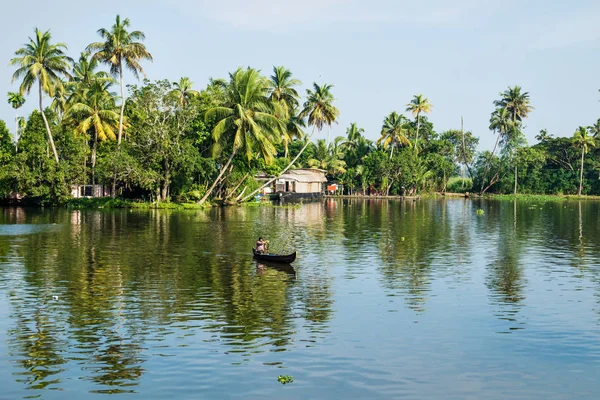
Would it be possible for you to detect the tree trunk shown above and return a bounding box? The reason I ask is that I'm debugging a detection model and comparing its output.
[415,113,421,152]
[579,146,585,196]
[514,164,518,195]
[118,61,125,147]
[239,125,318,203]
[389,144,394,159]
[479,131,502,194]
[91,132,98,186]
[198,147,239,206]
[14,110,18,150]
[225,172,249,201]
[39,81,59,164]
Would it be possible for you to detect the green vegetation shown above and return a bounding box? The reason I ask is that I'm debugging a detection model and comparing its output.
[2,18,600,206]
[277,375,294,385]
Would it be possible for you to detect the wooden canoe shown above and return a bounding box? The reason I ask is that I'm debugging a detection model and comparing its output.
[252,248,296,263]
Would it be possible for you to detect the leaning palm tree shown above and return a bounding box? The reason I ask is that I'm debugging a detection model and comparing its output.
[172,77,199,107]
[405,94,432,151]
[10,28,73,163]
[239,82,339,203]
[378,111,411,158]
[199,67,283,205]
[87,15,152,146]
[573,126,595,196]
[7,92,26,145]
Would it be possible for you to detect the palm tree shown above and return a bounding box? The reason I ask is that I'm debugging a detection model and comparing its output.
[405,94,432,151]
[588,119,600,138]
[239,82,339,203]
[573,126,595,196]
[494,86,534,125]
[535,129,552,143]
[344,123,365,149]
[7,92,26,146]
[268,66,301,117]
[67,52,113,105]
[199,67,283,205]
[10,28,73,163]
[494,86,533,194]
[308,138,347,176]
[172,77,199,107]
[66,80,119,178]
[87,15,152,146]
[480,107,513,194]
[378,111,411,158]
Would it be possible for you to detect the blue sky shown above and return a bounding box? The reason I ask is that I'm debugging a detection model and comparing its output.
[1,0,599,150]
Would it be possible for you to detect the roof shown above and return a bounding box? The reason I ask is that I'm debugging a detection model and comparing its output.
[278,168,327,183]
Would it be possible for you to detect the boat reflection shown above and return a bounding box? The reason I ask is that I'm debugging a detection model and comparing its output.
[256,261,296,277]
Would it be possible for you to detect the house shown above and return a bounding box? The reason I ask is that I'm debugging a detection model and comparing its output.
[70,184,111,198]
[274,168,327,200]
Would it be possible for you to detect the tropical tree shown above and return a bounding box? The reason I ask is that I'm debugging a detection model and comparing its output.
[268,66,301,117]
[343,123,365,149]
[239,82,339,203]
[378,111,411,158]
[494,86,533,194]
[200,67,283,205]
[480,107,513,194]
[494,86,534,125]
[9,28,73,163]
[66,80,119,178]
[87,15,153,146]
[405,94,432,151]
[171,77,199,107]
[588,119,600,138]
[67,52,113,104]
[573,126,595,196]
[308,138,346,176]
[7,92,26,145]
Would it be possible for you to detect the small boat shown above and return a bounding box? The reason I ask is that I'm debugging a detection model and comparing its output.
[253,248,296,263]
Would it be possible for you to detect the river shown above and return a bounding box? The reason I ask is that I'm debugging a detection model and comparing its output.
[0,198,599,399]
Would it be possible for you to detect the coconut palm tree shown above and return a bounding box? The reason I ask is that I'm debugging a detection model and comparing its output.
[7,92,26,146]
[378,111,411,159]
[87,15,152,146]
[535,129,552,143]
[268,66,301,117]
[66,80,119,177]
[343,123,364,149]
[67,52,113,105]
[172,77,199,107]
[493,86,533,194]
[9,28,73,163]
[405,94,432,151]
[199,67,283,205]
[239,82,339,203]
[494,86,534,125]
[480,107,513,194]
[308,138,347,176]
[573,126,595,196]
[588,119,600,138]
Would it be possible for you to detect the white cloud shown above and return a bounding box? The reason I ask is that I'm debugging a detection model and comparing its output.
[165,0,491,31]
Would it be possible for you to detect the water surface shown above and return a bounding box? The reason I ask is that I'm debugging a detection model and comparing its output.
[0,199,599,399]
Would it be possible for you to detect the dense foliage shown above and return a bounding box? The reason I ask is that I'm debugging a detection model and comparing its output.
[2,17,600,205]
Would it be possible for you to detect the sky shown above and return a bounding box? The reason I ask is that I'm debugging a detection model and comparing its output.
[1,0,599,150]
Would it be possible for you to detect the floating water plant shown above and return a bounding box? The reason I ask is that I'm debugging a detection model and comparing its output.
[476,209,485,215]
[278,375,294,384]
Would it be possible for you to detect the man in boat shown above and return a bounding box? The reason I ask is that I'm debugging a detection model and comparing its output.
[255,237,268,254]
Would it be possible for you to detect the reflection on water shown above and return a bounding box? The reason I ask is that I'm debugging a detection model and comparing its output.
[0,200,600,399]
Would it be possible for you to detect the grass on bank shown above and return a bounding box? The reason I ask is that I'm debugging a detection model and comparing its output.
[65,197,209,210]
